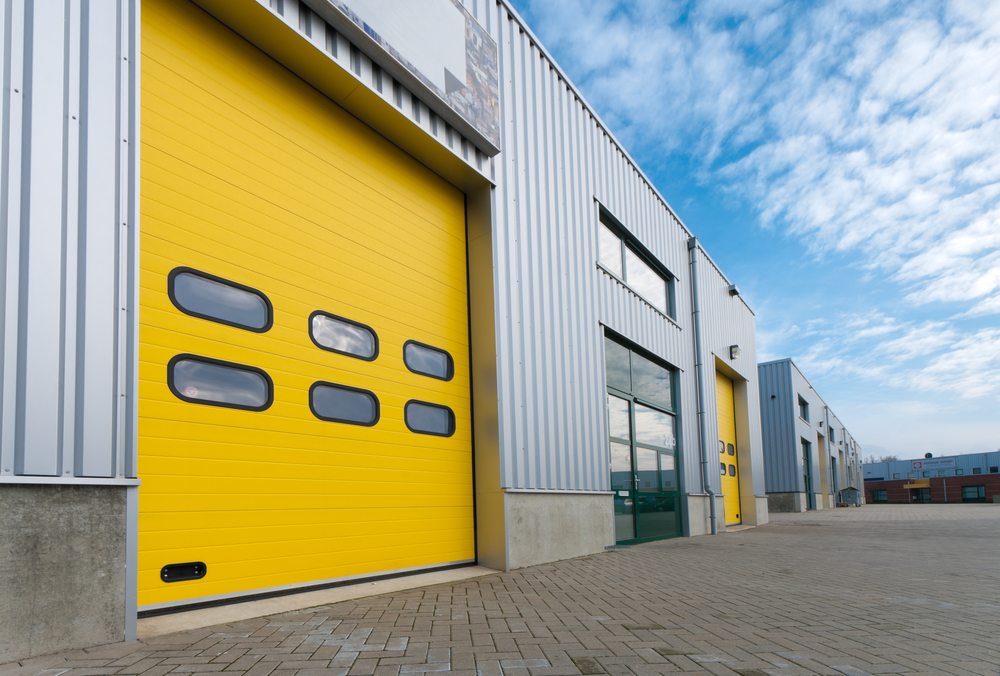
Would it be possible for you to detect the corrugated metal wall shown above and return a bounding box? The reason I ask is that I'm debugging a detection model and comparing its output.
[759,360,797,492]
[459,0,763,494]
[759,359,864,495]
[0,0,137,481]
[693,247,764,496]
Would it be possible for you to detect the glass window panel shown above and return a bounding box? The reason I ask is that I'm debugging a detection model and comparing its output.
[624,248,667,313]
[635,447,658,492]
[604,338,630,392]
[659,451,676,490]
[719,440,725,454]
[610,441,632,490]
[634,403,675,449]
[405,401,455,436]
[170,269,270,331]
[404,341,453,380]
[635,493,678,539]
[720,462,726,475]
[613,493,635,542]
[608,395,631,441]
[310,383,379,426]
[728,464,737,477]
[727,443,735,456]
[170,356,271,410]
[598,223,622,276]
[311,312,378,360]
[630,351,672,410]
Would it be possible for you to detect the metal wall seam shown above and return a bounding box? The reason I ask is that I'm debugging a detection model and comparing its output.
[0,0,134,481]
[0,0,28,478]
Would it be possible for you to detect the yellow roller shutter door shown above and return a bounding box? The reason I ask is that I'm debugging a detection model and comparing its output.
[715,372,741,526]
[138,0,473,609]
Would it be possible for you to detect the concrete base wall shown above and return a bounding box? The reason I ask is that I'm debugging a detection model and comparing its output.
[685,494,726,536]
[767,492,806,513]
[0,485,126,663]
[504,492,613,570]
[754,497,770,525]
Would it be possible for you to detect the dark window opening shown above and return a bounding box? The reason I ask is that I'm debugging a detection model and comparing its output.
[404,340,454,380]
[169,267,271,331]
[405,400,455,437]
[310,382,379,426]
[168,355,272,411]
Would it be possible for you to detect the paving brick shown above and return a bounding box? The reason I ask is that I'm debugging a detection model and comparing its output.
[7,506,1000,676]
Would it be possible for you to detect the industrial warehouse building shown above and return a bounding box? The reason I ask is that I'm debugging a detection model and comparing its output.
[0,0,768,661]
[758,359,863,511]
[864,452,1000,504]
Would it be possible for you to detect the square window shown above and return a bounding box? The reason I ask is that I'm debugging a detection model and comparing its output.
[973,467,982,475]
[961,485,986,502]
[798,396,810,421]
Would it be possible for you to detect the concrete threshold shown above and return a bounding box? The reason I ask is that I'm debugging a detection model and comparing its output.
[137,565,498,639]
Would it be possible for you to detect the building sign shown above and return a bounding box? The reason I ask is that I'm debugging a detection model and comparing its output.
[910,458,956,472]
[322,0,500,152]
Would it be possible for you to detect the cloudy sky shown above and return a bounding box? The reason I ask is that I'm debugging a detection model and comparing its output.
[508,0,1000,459]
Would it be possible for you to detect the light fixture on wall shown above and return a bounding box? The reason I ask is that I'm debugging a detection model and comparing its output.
[729,344,740,360]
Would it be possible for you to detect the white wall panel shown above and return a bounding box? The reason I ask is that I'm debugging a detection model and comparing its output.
[460,0,763,495]
[0,0,137,481]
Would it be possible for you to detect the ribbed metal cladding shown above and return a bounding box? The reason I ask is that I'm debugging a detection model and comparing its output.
[460,0,763,493]
[758,360,798,492]
[758,358,863,494]
[0,0,138,480]
[693,247,764,496]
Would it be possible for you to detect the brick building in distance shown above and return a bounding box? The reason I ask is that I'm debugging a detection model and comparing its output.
[863,452,1000,504]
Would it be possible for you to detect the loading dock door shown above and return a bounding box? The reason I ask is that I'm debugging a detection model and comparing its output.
[715,371,741,525]
[138,0,474,609]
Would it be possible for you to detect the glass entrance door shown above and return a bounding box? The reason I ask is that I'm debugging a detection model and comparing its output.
[605,337,681,544]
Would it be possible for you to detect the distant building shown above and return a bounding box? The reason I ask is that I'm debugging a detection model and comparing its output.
[863,452,1000,504]
[758,359,864,511]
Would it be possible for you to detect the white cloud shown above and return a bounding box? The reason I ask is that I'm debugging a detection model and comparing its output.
[520,0,1000,310]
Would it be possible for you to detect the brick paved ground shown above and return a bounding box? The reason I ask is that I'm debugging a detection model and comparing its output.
[5,504,1000,676]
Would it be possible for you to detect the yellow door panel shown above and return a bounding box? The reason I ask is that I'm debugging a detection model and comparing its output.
[715,371,741,526]
[139,0,473,609]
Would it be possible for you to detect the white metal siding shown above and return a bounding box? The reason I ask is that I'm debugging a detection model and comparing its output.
[0,0,137,480]
[694,247,764,496]
[460,0,762,494]
[759,359,863,495]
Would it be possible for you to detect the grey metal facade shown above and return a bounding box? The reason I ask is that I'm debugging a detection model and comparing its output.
[0,0,138,482]
[460,0,764,497]
[758,359,862,498]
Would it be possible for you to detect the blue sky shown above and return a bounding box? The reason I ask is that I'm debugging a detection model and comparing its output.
[507,0,1000,459]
